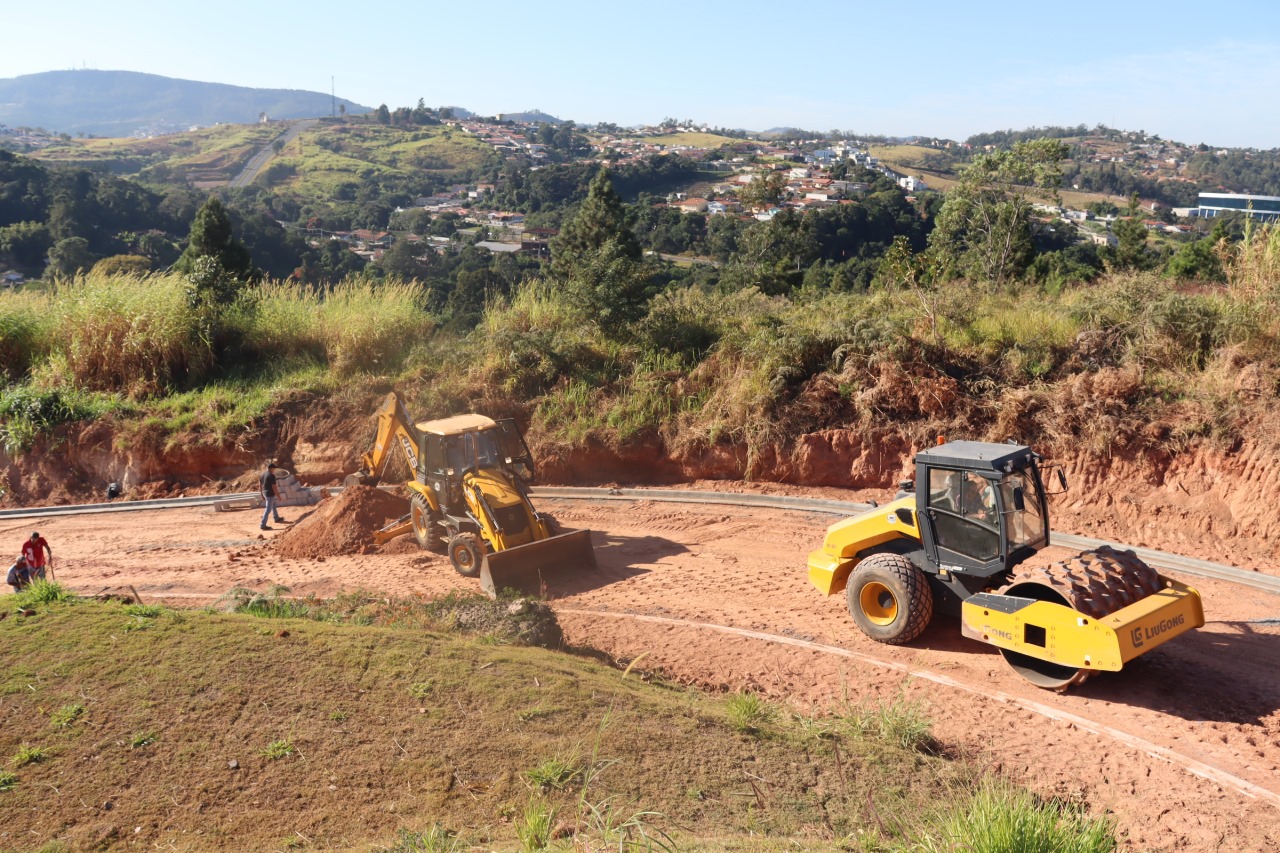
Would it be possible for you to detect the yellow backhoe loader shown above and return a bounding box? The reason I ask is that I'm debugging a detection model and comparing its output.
[347,393,597,597]
[807,440,1204,690]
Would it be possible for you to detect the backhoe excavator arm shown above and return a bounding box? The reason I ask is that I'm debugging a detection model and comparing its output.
[347,392,422,487]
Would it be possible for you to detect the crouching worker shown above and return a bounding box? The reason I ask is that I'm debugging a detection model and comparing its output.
[6,554,35,592]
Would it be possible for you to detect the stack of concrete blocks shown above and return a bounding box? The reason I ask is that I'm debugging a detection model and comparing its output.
[272,470,323,508]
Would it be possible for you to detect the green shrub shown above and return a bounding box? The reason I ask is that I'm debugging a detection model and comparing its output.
[48,703,85,729]
[13,580,75,609]
[524,753,582,791]
[725,692,777,735]
[0,386,116,454]
[914,779,1116,853]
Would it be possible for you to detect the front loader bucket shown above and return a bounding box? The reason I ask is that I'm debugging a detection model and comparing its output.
[480,529,598,599]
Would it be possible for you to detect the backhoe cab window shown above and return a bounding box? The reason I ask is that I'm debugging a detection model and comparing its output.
[438,431,503,475]
[927,468,999,562]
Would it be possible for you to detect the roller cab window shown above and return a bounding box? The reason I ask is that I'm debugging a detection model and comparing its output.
[926,468,1000,562]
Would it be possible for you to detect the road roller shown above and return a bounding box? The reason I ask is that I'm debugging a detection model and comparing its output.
[807,440,1204,690]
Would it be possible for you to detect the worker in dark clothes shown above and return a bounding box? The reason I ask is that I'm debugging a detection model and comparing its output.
[259,461,286,530]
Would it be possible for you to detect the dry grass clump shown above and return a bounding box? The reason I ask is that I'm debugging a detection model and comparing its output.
[35,272,214,397]
[0,289,53,381]
[238,280,435,376]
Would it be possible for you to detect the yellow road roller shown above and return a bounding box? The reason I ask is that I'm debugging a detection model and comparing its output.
[807,440,1204,690]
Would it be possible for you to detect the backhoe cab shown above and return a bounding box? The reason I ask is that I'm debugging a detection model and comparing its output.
[808,440,1203,690]
[348,393,597,597]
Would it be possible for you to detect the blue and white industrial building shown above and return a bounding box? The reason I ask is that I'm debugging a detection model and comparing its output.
[1186,193,1280,221]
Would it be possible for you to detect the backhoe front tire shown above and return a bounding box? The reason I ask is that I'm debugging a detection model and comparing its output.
[410,494,442,550]
[448,533,485,578]
[845,553,933,645]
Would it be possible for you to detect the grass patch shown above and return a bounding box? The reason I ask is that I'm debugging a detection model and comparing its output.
[129,731,157,750]
[0,598,1117,851]
[516,798,556,852]
[385,825,464,852]
[260,738,295,760]
[12,580,75,610]
[912,779,1117,853]
[524,753,582,791]
[11,744,47,767]
[726,692,777,735]
[48,703,85,729]
[0,771,16,792]
[839,692,935,752]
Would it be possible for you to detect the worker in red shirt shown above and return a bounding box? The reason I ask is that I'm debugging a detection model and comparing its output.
[21,532,52,582]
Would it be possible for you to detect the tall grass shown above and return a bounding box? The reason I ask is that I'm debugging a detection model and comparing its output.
[909,780,1116,853]
[0,290,53,381]
[239,280,435,376]
[36,272,214,396]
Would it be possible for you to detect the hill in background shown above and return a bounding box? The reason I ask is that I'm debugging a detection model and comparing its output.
[497,108,564,124]
[0,70,371,136]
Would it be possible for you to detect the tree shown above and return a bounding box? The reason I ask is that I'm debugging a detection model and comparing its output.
[1165,237,1224,282]
[0,221,52,267]
[379,239,435,282]
[563,237,655,335]
[174,196,255,282]
[1110,194,1150,271]
[374,104,391,125]
[91,254,152,277]
[550,168,641,278]
[929,138,1069,284]
[739,170,787,211]
[45,236,94,279]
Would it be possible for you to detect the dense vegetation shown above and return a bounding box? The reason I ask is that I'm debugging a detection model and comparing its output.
[3,125,1279,466]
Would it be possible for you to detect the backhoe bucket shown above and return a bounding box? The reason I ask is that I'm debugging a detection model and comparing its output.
[480,529,598,599]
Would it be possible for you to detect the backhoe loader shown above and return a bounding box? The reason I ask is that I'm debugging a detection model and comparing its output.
[347,393,597,597]
[807,440,1204,690]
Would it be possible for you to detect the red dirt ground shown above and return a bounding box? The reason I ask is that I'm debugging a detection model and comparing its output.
[8,487,1279,852]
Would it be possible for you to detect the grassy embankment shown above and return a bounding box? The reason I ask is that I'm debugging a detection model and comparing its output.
[269,123,495,197]
[0,583,1117,851]
[1,223,1278,466]
[643,132,745,149]
[28,122,493,193]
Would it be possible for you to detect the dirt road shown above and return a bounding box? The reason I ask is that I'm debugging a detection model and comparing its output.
[10,493,1279,851]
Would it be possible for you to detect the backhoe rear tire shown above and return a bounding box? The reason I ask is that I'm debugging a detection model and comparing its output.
[845,553,933,645]
[448,533,485,578]
[410,494,442,550]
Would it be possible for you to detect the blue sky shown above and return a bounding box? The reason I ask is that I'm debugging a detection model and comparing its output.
[3,0,1278,147]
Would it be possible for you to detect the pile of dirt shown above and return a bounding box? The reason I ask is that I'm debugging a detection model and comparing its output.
[273,486,409,559]
[425,594,563,648]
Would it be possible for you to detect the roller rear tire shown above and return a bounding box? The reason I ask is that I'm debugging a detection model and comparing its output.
[845,553,933,644]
